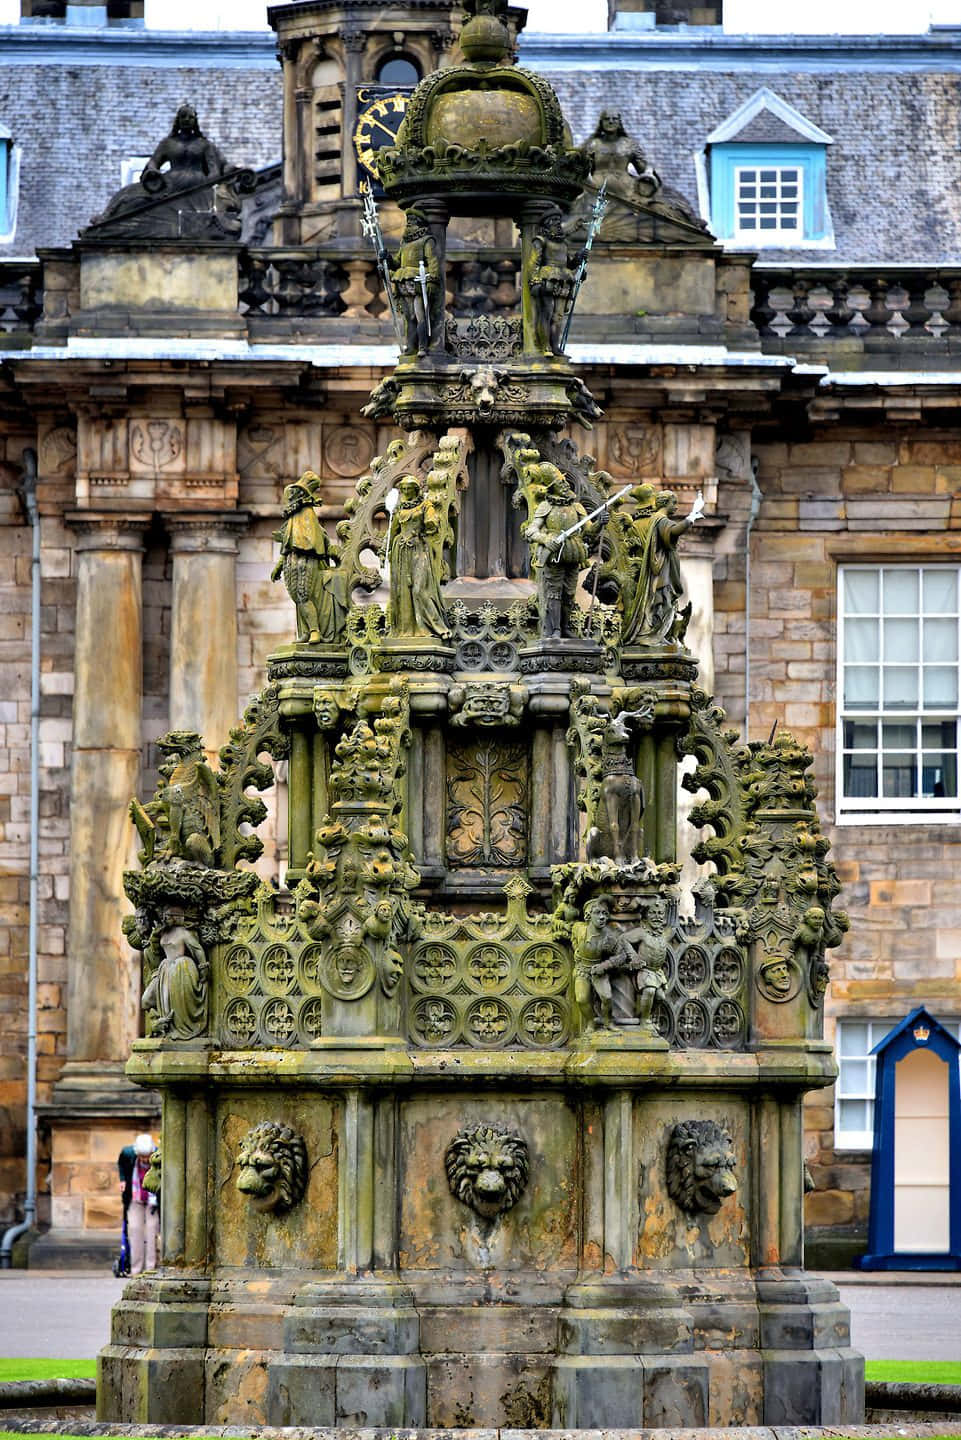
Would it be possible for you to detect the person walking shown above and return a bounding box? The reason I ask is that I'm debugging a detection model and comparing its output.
[118,1133,160,1276]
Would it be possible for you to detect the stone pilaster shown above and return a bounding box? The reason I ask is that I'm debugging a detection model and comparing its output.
[32,514,155,1260]
[62,514,149,1086]
[166,514,246,759]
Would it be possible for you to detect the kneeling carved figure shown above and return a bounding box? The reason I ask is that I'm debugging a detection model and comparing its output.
[445,1123,529,1220]
[666,1119,738,1216]
[235,1120,308,1215]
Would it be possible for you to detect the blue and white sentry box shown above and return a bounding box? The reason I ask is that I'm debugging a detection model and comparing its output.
[858,1006,961,1271]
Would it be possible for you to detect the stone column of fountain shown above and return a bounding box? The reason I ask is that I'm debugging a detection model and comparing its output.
[98,0,863,1424]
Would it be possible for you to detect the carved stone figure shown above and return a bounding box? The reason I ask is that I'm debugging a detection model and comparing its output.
[129,730,221,867]
[522,462,593,640]
[271,472,346,644]
[666,1120,738,1216]
[629,899,670,1031]
[585,704,652,864]
[235,1121,308,1215]
[388,476,451,639]
[390,209,442,357]
[580,110,708,233]
[143,1139,162,1197]
[449,681,527,729]
[445,1123,529,1220]
[86,105,252,241]
[620,485,704,645]
[527,210,577,355]
[141,906,209,1040]
[794,903,830,1004]
[571,895,641,1030]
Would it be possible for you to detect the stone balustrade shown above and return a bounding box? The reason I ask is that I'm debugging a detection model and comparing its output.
[751,265,961,352]
[9,254,961,360]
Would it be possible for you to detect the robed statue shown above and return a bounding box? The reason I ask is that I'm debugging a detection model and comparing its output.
[388,475,451,640]
[272,471,346,644]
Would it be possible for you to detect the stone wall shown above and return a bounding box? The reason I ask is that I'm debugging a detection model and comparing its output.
[713,426,961,1260]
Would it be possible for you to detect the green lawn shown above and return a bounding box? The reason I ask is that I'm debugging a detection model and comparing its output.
[866,1360,961,1384]
[0,1357,96,1382]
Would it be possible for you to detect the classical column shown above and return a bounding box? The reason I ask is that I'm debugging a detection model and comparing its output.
[62,514,149,1085]
[167,514,245,760]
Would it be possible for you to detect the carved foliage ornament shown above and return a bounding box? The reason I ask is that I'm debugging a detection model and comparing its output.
[666,1120,737,1216]
[445,1123,530,1220]
[235,1120,308,1215]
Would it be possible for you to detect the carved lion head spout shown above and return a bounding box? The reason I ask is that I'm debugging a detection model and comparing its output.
[445,1123,530,1221]
[235,1120,308,1216]
[666,1120,738,1217]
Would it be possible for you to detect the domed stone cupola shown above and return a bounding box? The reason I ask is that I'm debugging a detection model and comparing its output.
[376,0,587,212]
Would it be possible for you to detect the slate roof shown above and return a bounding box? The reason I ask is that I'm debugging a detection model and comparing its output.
[0,27,959,264]
[536,60,961,263]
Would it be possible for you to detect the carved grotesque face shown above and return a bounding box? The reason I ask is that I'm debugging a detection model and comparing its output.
[667,1120,738,1217]
[445,1124,530,1221]
[584,899,611,930]
[803,905,826,936]
[235,1121,307,1216]
[646,900,666,931]
[762,958,792,994]
[466,685,509,722]
[314,692,340,729]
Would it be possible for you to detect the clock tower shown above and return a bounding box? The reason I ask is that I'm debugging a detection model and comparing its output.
[269,0,464,245]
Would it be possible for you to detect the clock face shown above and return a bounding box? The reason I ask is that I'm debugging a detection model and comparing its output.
[354,87,411,186]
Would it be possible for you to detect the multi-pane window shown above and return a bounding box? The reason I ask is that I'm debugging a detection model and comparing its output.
[838,566,961,818]
[734,165,802,239]
[835,1017,960,1150]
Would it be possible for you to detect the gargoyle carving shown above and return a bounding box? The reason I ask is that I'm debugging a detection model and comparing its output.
[666,1119,737,1216]
[235,1120,308,1215]
[445,1123,529,1220]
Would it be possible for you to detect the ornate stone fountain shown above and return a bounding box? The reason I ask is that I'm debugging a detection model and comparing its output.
[99,5,862,1425]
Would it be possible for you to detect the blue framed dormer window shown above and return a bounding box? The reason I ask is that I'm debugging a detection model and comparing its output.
[701,89,834,250]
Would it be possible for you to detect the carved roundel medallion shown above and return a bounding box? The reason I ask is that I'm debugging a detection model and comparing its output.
[324,426,375,478]
[322,944,376,1000]
[410,941,459,994]
[223,996,258,1046]
[465,997,513,1047]
[411,996,459,1046]
[223,944,257,995]
[520,997,568,1048]
[262,944,296,996]
[520,942,568,996]
[755,953,802,1004]
[465,943,514,994]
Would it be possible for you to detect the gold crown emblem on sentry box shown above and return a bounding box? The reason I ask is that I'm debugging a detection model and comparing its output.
[913,1025,931,1043]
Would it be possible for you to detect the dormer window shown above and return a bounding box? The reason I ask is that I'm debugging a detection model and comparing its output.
[734,162,801,241]
[702,88,834,250]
